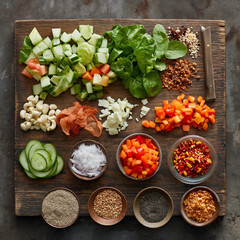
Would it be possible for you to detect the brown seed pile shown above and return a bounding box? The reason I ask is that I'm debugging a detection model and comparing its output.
[93,189,122,219]
[42,189,79,228]
[167,26,200,58]
[161,59,200,92]
[184,190,216,223]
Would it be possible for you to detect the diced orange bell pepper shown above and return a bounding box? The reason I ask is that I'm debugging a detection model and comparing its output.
[188,96,195,103]
[120,150,127,159]
[149,121,156,128]
[182,124,190,132]
[142,120,150,128]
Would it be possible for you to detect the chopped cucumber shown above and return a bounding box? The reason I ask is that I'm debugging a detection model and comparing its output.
[73,62,86,76]
[37,56,47,65]
[43,37,52,48]
[96,91,104,99]
[48,63,57,75]
[51,75,61,85]
[52,38,60,46]
[72,44,77,54]
[52,28,61,38]
[88,33,101,46]
[86,82,93,93]
[30,153,47,171]
[29,27,42,45]
[39,91,48,100]
[107,70,117,78]
[32,45,42,56]
[36,41,48,52]
[52,45,64,60]
[19,148,29,171]
[94,53,108,64]
[87,63,95,71]
[79,25,93,40]
[64,50,72,57]
[24,52,36,64]
[88,93,97,101]
[71,29,82,42]
[77,37,85,45]
[108,77,118,84]
[98,47,109,54]
[76,89,88,101]
[68,54,79,65]
[62,44,72,52]
[61,32,71,43]
[41,76,51,90]
[101,38,108,48]
[93,85,103,92]
[43,49,55,62]
[70,84,81,95]
[33,83,42,95]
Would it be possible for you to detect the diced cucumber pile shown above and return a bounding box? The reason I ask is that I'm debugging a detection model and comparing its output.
[19,25,117,101]
[19,140,64,179]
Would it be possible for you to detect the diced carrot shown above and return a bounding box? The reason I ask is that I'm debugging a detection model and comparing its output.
[149,121,156,128]
[132,141,140,148]
[131,172,138,178]
[182,124,190,131]
[194,117,202,124]
[155,117,161,123]
[120,150,127,159]
[209,115,215,124]
[90,67,101,76]
[123,166,132,175]
[82,71,93,81]
[177,94,185,101]
[173,115,181,123]
[122,144,128,153]
[188,96,195,103]
[182,108,193,113]
[162,120,169,125]
[156,126,161,132]
[203,122,208,130]
[197,96,203,103]
[188,103,196,109]
[142,120,150,128]
[99,64,110,75]
[200,100,205,107]
[183,99,189,105]
[163,100,169,105]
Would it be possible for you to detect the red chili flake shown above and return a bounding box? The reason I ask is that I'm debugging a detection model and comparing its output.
[173,139,212,178]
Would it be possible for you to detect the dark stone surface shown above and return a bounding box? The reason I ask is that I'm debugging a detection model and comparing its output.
[0,0,239,239]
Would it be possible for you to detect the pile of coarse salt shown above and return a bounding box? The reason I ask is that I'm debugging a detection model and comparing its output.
[70,143,106,177]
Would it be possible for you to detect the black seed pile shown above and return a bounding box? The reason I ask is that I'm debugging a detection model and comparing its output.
[139,191,169,223]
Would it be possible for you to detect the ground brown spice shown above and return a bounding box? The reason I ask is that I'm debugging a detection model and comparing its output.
[93,189,122,219]
[42,189,79,227]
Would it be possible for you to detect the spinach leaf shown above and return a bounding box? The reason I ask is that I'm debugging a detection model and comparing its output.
[165,40,188,59]
[143,70,162,97]
[123,25,146,48]
[129,75,148,99]
[154,61,166,71]
[153,24,169,59]
[110,58,133,80]
[135,50,155,74]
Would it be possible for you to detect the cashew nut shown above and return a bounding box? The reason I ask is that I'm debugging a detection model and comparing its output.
[33,125,40,130]
[20,121,32,131]
[36,100,44,111]
[48,109,55,116]
[28,106,35,113]
[55,109,61,116]
[25,113,32,121]
[42,104,49,115]
[31,95,39,105]
[49,115,56,121]
[27,95,34,102]
[32,110,41,119]
[47,120,56,131]
[40,124,47,132]
[23,102,33,110]
[38,114,49,124]
[49,104,57,110]
[20,110,26,119]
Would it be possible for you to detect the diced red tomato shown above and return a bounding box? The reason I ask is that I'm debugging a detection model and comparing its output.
[82,71,93,81]
[21,68,33,79]
[99,64,110,75]
[27,58,41,71]
[39,65,47,76]
[90,67,101,76]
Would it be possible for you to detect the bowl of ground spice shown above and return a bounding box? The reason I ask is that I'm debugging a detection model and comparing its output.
[133,187,174,228]
[88,187,127,226]
[167,135,217,185]
[180,186,220,227]
[69,140,109,181]
[41,187,80,228]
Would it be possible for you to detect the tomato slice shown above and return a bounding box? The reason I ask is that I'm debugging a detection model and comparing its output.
[27,58,41,71]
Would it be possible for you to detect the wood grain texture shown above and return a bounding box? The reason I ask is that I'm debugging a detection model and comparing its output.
[14,19,226,216]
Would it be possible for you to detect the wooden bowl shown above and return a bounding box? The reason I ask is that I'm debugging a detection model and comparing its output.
[88,186,127,226]
[116,133,162,181]
[68,140,109,181]
[133,187,174,228]
[180,186,220,227]
[41,187,80,228]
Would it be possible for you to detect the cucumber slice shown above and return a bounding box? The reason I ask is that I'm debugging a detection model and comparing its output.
[47,160,58,178]
[29,162,55,178]
[30,153,47,171]
[54,156,64,176]
[44,143,57,166]
[24,170,37,179]
[25,140,41,157]
[34,149,52,170]
[62,44,72,52]
[19,148,29,171]
[28,142,45,161]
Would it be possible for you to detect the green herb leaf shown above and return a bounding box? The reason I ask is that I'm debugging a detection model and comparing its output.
[110,58,133,80]
[154,61,166,71]
[165,40,188,59]
[129,75,148,99]
[143,70,162,97]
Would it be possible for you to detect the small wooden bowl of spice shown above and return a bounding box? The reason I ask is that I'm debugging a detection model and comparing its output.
[69,140,109,181]
[133,187,174,228]
[88,186,127,226]
[180,186,220,227]
[41,187,80,228]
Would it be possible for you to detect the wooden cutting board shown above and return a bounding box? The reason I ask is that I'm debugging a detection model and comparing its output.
[14,19,226,216]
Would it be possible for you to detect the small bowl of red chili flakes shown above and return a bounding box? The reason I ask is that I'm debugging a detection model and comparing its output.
[167,135,217,184]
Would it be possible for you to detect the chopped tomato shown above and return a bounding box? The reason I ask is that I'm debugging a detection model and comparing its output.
[82,71,93,81]
[99,64,110,75]
[90,67,101,76]
[27,58,41,71]
[21,68,33,78]
[39,65,47,76]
